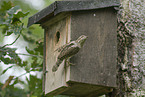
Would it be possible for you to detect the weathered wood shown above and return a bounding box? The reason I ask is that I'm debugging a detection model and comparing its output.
[43,30,46,92]
[44,15,71,95]
[68,8,117,87]
[28,1,119,96]
[63,8,117,97]
[27,0,120,27]
[43,7,117,97]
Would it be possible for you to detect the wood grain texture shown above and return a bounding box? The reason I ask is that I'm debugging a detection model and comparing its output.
[43,31,46,92]
[43,7,117,97]
[68,7,117,87]
[44,15,71,95]
[61,82,112,96]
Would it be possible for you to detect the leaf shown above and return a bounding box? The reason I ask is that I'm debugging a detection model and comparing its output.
[1,26,9,34]
[11,78,19,86]
[7,6,20,16]
[1,65,14,75]
[9,48,17,51]
[26,76,29,82]
[11,18,21,24]
[35,41,43,56]
[13,11,29,19]
[21,61,28,67]
[1,57,15,64]
[1,84,27,97]
[31,57,38,68]
[25,47,35,55]
[11,78,25,86]
[0,48,7,56]
[13,24,23,35]
[28,75,41,92]
[5,31,13,36]
[0,47,22,66]
[0,1,14,11]
[22,34,35,43]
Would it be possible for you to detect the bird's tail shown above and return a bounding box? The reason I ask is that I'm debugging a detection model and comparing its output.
[52,59,63,72]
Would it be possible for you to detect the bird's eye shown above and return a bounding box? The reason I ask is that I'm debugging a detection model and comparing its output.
[55,31,60,43]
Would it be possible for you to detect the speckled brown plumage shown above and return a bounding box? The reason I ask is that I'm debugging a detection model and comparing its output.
[52,35,88,72]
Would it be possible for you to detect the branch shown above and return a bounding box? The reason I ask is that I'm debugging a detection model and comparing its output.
[17,53,43,59]
[0,49,43,59]
[2,76,14,90]
[12,69,32,81]
[1,33,21,48]
[14,72,29,79]
[12,68,39,81]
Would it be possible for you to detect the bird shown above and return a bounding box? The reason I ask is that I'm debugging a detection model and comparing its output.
[52,35,88,72]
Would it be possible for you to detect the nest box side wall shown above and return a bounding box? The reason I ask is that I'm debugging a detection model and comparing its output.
[67,8,117,88]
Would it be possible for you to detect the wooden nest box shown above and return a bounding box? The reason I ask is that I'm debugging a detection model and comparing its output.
[28,0,119,96]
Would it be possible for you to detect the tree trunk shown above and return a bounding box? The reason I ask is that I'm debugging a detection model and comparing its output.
[107,0,145,96]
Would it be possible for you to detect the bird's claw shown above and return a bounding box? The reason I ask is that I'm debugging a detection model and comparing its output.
[66,61,75,67]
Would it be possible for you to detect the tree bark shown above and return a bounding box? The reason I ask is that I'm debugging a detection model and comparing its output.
[107,0,145,96]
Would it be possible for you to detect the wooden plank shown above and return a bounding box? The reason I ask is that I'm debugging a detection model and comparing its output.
[43,7,117,96]
[44,15,71,95]
[68,7,117,88]
[27,0,120,27]
[43,31,46,92]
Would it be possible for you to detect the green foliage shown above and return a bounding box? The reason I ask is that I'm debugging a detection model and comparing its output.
[0,1,45,97]
[0,0,69,97]
[0,4,28,35]
[0,47,21,65]
[1,66,14,75]
[26,75,43,97]
[0,84,27,97]
[0,1,13,11]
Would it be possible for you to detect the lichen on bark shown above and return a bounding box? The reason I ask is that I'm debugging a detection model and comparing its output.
[112,0,145,96]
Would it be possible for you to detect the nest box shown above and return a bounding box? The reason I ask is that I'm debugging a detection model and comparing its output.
[28,0,119,96]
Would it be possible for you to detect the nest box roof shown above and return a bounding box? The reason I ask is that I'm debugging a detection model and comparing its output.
[27,0,120,27]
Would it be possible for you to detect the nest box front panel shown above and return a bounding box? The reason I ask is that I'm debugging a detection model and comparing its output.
[45,16,71,95]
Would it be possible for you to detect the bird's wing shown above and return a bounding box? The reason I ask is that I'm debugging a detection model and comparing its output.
[54,41,75,52]
[58,43,80,60]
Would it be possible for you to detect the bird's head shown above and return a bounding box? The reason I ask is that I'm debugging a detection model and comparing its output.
[76,35,88,47]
